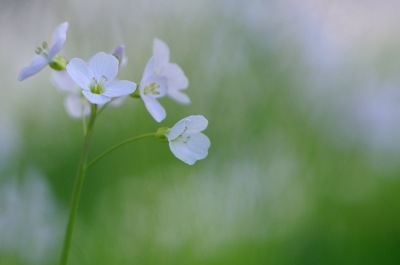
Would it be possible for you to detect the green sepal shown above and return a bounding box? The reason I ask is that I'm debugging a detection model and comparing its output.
[155,127,170,142]
[49,55,67,71]
[129,84,141,98]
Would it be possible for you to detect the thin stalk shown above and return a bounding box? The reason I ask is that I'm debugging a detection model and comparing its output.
[96,100,111,117]
[85,133,155,171]
[60,104,98,265]
[81,114,86,135]
[97,96,123,117]
[81,100,87,136]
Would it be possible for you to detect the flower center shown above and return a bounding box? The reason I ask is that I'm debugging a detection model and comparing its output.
[90,76,107,94]
[182,135,190,144]
[176,127,190,143]
[35,41,49,59]
[175,135,190,144]
[143,82,160,96]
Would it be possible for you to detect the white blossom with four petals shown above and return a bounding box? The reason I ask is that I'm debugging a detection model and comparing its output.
[18,22,68,81]
[52,45,128,118]
[66,52,136,105]
[165,115,210,165]
[139,39,190,122]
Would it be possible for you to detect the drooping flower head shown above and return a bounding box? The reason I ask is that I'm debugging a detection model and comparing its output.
[66,52,136,105]
[18,22,68,81]
[139,57,168,122]
[153,39,190,104]
[163,115,211,165]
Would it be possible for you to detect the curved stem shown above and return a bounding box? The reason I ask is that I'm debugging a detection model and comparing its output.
[97,96,122,117]
[60,104,98,265]
[85,133,155,171]
[96,100,111,117]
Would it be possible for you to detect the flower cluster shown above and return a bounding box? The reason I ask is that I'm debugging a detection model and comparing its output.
[19,22,210,165]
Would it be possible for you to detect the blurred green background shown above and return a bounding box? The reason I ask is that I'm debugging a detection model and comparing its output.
[1,0,400,264]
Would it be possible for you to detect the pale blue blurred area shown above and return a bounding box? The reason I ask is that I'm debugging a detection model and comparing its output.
[0,169,64,264]
[2,0,400,264]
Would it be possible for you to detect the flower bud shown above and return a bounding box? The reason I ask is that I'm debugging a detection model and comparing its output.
[111,44,127,68]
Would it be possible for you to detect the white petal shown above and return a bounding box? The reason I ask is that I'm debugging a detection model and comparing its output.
[51,70,77,93]
[161,63,190,104]
[119,58,128,69]
[169,133,210,165]
[82,90,110,104]
[175,74,189,89]
[65,94,91,119]
[48,22,68,60]
[142,96,166,122]
[183,115,208,135]
[18,55,48,81]
[169,139,197,165]
[168,89,191,104]
[66,58,93,90]
[167,117,190,141]
[141,57,155,84]
[50,22,68,48]
[88,52,118,84]
[153,39,169,72]
[162,63,188,88]
[185,133,210,160]
[103,80,136,98]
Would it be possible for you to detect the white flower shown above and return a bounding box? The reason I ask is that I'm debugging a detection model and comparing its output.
[153,39,190,104]
[166,115,210,165]
[139,57,168,122]
[18,22,68,81]
[66,52,136,105]
[53,46,128,118]
[138,39,189,122]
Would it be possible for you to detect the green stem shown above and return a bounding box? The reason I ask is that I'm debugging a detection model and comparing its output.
[97,100,112,117]
[85,133,156,171]
[60,104,98,265]
[81,100,87,136]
